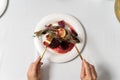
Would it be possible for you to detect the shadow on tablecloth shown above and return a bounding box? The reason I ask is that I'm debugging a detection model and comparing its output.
[97,64,113,80]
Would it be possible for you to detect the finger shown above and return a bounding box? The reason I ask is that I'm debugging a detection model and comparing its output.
[91,65,97,79]
[31,58,41,70]
[35,56,41,64]
[93,65,97,77]
[90,65,95,79]
[81,60,85,78]
[36,62,40,74]
[83,60,92,77]
[36,62,43,74]
[37,62,43,69]
[29,62,35,69]
[27,62,35,75]
[34,56,42,67]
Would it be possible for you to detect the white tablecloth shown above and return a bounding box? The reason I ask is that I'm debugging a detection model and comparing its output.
[0,0,120,80]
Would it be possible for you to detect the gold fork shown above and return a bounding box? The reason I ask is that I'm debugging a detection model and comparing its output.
[40,46,47,61]
[75,45,83,60]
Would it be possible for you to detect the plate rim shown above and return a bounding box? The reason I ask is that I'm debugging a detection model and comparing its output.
[0,0,8,17]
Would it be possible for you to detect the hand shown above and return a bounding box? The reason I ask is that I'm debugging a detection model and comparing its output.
[27,56,43,80]
[81,59,97,80]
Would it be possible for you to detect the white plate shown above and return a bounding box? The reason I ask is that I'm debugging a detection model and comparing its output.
[0,0,7,17]
[34,13,86,63]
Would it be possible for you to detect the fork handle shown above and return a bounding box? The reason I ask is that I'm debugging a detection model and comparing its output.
[40,46,47,61]
[75,45,83,60]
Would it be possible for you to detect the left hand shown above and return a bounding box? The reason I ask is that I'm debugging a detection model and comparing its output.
[27,56,43,80]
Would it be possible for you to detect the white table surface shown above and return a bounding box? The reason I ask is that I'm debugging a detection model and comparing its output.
[0,0,120,80]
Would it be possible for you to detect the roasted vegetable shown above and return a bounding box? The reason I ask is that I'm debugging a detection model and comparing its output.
[34,20,80,49]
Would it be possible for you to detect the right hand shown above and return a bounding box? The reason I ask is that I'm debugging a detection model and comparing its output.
[80,59,97,80]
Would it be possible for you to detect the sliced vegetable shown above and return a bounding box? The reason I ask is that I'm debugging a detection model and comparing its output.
[57,28,66,38]
[49,38,61,48]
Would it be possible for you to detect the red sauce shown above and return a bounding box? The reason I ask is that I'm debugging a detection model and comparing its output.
[43,41,74,54]
[47,43,74,54]
[53,43,74,54]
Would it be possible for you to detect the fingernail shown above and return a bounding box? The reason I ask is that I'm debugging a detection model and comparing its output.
[40,62,43,65]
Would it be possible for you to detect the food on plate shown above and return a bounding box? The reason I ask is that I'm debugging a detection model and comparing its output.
[34,20,80,54]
